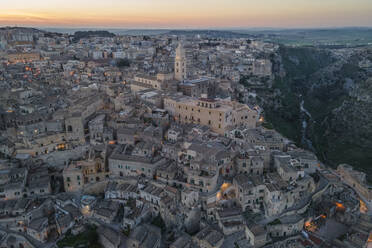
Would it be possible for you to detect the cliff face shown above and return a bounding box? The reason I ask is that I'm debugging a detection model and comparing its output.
[264,46,372,181]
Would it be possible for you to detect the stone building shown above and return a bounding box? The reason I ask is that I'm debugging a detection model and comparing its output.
[338,164,372,204]
[235,153,264,176]
[245,224,268,248]
[233,174,266,211]
[108,143,168,179]
[266,214,304,238]
[164,96,257,135]
[127,224,161,248]
[63,158,107,192]
[193,226,224,248]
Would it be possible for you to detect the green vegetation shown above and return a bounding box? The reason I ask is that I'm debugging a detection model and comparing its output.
[279,46,334,79]
[123,226,131,237]
[151,214,166,232]
[268,219,282,225]
[263,45,372,183]
[265,46,335,145]
[116,58,131,67]
[73,30,115,42]
[57,225,102,248]
[265,77,302,144]
[261,121,274,130]
[338,233,347,241]
[262,46,335,145]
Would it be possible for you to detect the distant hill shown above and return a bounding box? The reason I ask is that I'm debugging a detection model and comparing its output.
[167,30,253,38]
[0,26,44,32]
[0,26,64,36]
[72,30,115,42]
[239,27,372,46]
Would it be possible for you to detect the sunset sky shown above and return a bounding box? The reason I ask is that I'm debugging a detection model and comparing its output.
[1,0,372,28]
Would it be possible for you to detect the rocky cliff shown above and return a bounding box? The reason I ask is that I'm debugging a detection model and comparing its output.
[262,46,372,181]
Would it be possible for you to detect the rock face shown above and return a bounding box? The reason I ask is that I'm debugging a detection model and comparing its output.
[262,46,372,181]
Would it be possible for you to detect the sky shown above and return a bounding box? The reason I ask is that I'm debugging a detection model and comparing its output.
[1,0,372,29]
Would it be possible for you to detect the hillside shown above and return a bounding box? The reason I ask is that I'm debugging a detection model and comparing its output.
[263,46,372,181]
[72,30,115,42]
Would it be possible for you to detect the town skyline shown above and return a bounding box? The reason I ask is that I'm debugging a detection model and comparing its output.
[0,0,372,246]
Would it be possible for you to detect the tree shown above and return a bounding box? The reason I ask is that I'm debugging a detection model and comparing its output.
[116,58,130,68]
[151,214,166,232]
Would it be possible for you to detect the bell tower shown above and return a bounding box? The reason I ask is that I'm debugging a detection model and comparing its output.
[174,42,187,81]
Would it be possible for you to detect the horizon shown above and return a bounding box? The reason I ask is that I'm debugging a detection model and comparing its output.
[1,0,372,29]
[3,25,372,32]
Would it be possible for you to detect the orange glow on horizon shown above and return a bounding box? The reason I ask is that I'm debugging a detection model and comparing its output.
[0,0,371,28]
